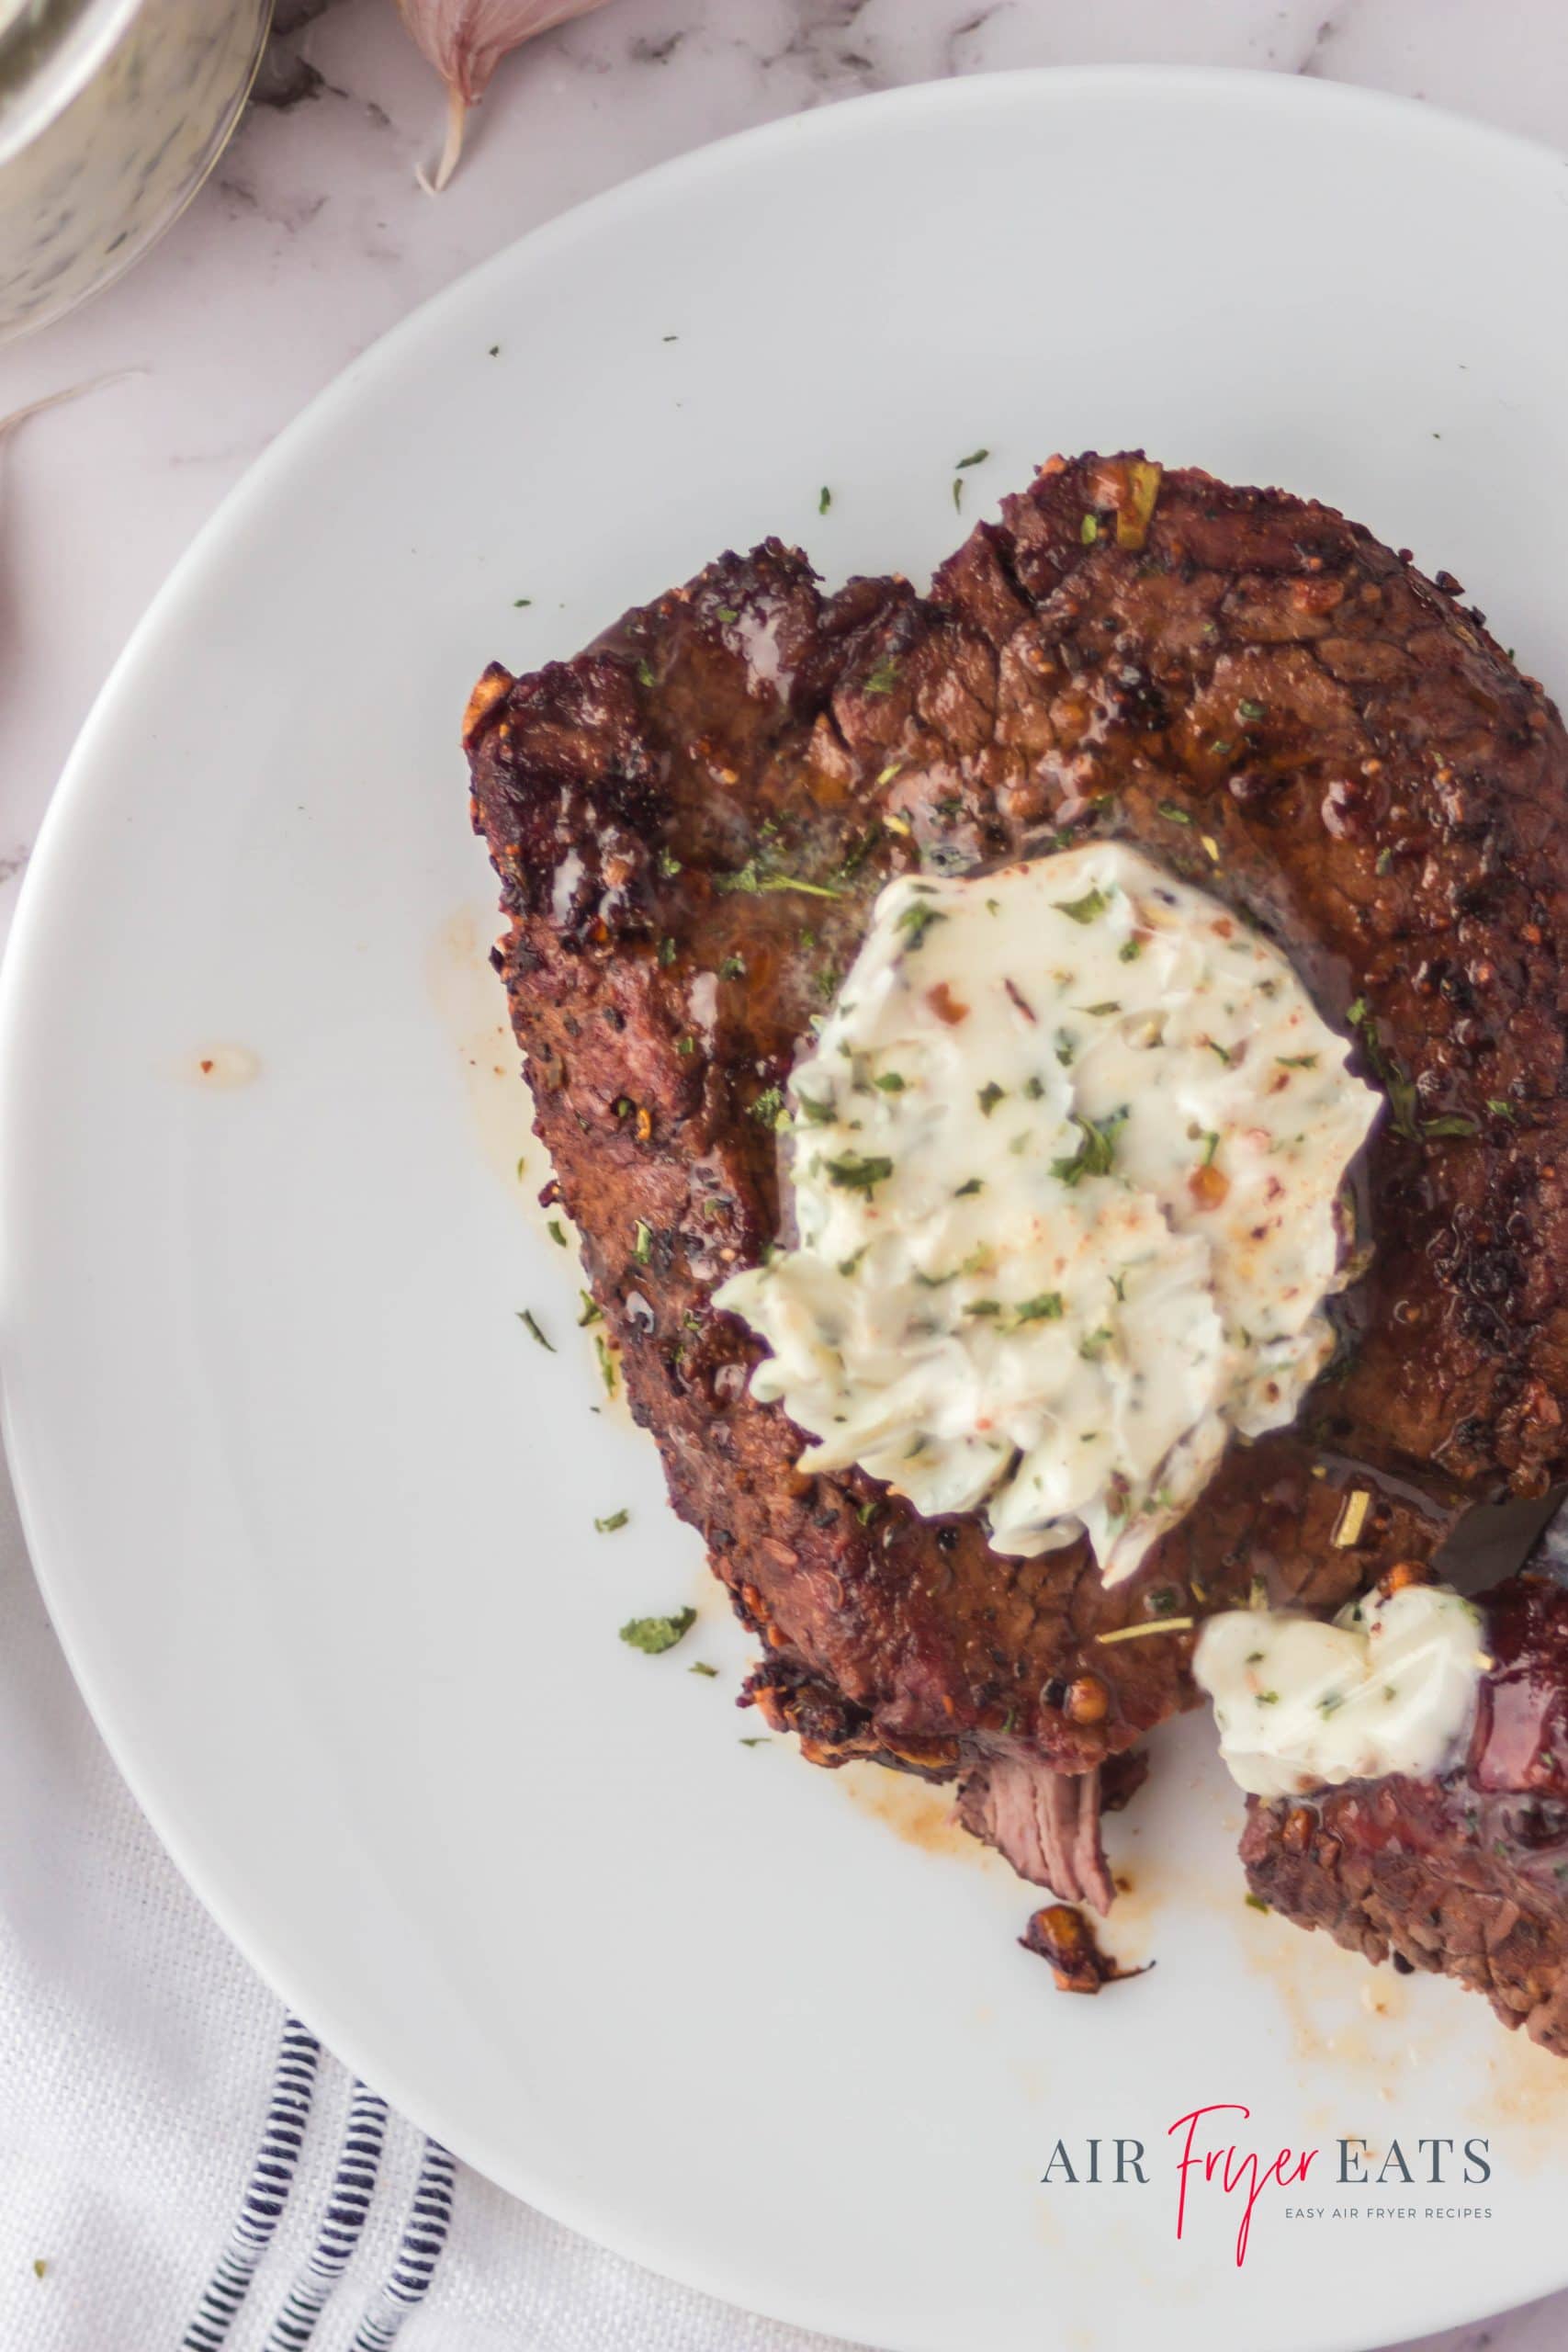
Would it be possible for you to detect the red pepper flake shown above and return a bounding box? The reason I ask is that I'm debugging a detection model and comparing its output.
[925,980,970,1026]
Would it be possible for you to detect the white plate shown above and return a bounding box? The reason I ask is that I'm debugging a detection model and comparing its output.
[6,68,1568,2352]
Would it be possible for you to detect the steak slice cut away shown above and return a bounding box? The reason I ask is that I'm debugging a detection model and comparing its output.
[1242,1547,1568,2055]
[465,454,1568,1896]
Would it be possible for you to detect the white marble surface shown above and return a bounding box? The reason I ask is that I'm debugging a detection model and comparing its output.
[3,4,1568,2346]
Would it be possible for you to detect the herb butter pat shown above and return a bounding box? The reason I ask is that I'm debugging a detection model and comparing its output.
[715,842,1380,1582]
[1194,1585,1486,1797]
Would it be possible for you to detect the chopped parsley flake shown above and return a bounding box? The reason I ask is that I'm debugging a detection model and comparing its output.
[1118,938,1142,963]
[516,1308,555,1351]
[547,1219,569,1249]
[976,1081,1006,1117]
[1277,1053,1318,1069]
[719,953,746,979]
[1014,1293,1064,1323]
[633,1220,653,1264]
[689,1660,718,1677]
[895,900,949,951]
[874,1071,907,1092]
[955,447,989,469]
[620,1608,695,1655]
[637,659,656,687]
[864,656,900,696]
[1157,799,1192,825]
[750,1086,786,1127]
[1051,1108,1129,1186]
[595,1509,629,1534]
[818,485,832,514]
[825,1151,894,1196]
[1236,698,1267,722]
[656,846,682,877]
[1080,514,1099,545]
[1053,884,1111,924]
[953,1177,984,1197]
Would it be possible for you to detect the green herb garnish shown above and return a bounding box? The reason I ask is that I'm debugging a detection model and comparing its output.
[516,1308,555,1351]
[633,1220,653,1264]
[1014,1293,1065,1323]
[620,1608,696,1655]
[595,1509,630,1534]
[1052,1108,1128,1186]
[825,1151,894,1195]
[818,486,832,514]
[895,900,949,951]
[1053,885,1111,924]
[547,1219,569,1249]
[977,1081,1006,1117]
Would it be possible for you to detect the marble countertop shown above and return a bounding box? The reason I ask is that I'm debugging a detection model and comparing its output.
[3,4,1567,2346]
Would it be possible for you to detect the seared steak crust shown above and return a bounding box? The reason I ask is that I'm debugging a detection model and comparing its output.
[1241,1570,1568,2056]
[465,454,1566,1824]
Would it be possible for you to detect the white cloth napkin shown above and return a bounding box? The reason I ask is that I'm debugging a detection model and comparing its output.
[0,1453,859,2352]
[0,1431,1559,2352]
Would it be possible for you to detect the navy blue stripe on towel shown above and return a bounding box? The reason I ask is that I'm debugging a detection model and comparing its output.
[346,2138,457,2350]
[259,2080,389,2351]
[182,2018,321,2351]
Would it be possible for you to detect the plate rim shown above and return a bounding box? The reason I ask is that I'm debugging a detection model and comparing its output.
[5,62,1568,2352]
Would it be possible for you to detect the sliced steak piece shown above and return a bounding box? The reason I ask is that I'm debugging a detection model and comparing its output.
[1242,1551,1568,2056]
[465,455,1567,1881]
[958,1758,1115,1912]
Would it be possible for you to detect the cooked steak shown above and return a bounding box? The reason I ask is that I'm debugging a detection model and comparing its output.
[1241,1541,1568,2055]
[1021,1901,1150,1995]
[464,453,1568,1901]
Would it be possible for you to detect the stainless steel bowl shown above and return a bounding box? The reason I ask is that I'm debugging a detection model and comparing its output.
[0,0,272,344]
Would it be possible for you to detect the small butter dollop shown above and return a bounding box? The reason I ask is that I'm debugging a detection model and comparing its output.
[1193,1584,1487,1798]
[715,840,1380,1582]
